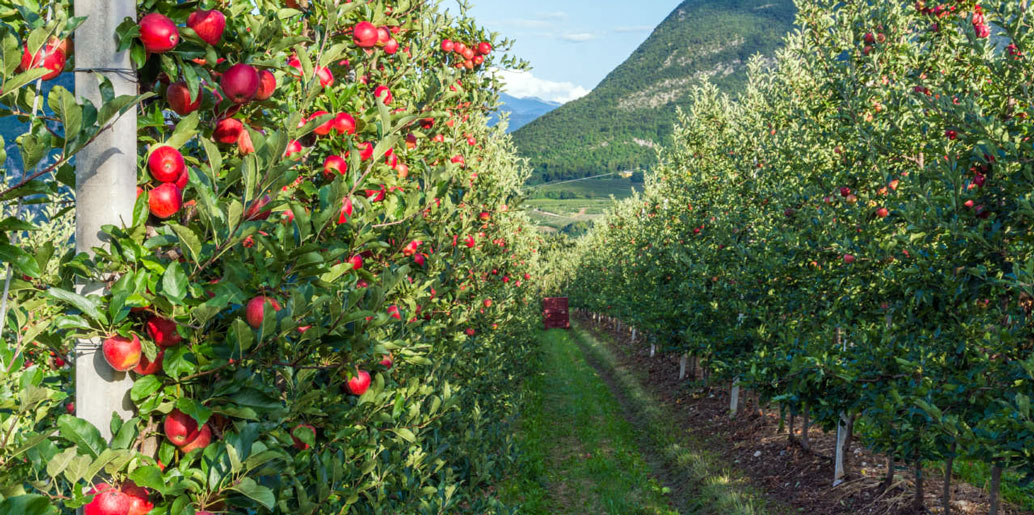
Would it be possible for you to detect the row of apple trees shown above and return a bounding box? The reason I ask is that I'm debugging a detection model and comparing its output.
[0,0,545,513]
[561,0,1034,511]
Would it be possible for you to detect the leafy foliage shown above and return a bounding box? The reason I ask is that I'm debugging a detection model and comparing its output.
[0,0,545,513]
[557,0,1034,509]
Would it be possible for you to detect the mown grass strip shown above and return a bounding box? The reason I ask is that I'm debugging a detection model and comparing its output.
[570,321,784,515]
[498,329,675,514]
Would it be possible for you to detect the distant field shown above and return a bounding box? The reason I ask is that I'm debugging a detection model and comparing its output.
[524,177,644,234]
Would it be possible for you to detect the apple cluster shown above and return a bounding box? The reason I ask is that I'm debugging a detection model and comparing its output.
[440,38,492,70]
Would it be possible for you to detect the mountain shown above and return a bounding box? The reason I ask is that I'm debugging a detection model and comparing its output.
[513,0,796,183]
[490,93,561,133]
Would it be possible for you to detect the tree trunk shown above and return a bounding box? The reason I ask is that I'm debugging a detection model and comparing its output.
[881,454,895,492]
[801,405,811,450]
[989,462,1003,515]
[912,459,924,512]
[787,409,796,443]
[942,441,956,514]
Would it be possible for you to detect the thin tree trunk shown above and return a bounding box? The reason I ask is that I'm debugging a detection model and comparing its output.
[788,409,796,444]
[913,459,924,512]
[800,405,811,450]
[942,441,956,514]
[881,454,895,492]
[989,463,1003,515]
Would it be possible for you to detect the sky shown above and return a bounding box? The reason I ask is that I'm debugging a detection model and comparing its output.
[444,1,679,104]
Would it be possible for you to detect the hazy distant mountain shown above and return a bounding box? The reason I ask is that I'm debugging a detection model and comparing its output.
[514,0,796,183]
[490,93,561,133]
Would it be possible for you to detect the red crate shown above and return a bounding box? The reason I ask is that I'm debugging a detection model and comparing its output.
[542,297,569,329]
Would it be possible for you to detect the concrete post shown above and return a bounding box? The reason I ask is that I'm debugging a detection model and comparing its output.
[730,377,740,417]
[74,0,137,440]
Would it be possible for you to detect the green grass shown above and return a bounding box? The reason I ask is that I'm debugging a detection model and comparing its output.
[569,323,779,515]
[949,460,1034,511]
[497,329,675,514]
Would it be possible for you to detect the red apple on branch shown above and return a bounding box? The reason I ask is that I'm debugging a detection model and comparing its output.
[139,13,180,53]
[148,146,185,183]
[187,9,226,46]
[245,295,282,329]
[149,183,182,219]
[346,369,371,395]
[102,334,142,372]
[164,408,202,446]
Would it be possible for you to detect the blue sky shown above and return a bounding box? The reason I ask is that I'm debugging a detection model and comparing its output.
[445,1,678,103]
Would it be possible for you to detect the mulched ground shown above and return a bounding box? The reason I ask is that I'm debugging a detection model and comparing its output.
[575,314,1033,515]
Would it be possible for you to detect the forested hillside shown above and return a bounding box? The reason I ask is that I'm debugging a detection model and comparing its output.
[514,0,795,183]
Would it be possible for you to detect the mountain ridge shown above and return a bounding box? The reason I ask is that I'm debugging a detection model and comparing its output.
[513,0,797,183]
[489,93,562,133]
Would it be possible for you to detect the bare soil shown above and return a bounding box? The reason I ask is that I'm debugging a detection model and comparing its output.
[575,314,1034,515]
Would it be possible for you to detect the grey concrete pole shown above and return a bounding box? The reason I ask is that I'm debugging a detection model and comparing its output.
[74,0,137,440]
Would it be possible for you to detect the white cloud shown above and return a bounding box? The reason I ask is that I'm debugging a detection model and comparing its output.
[536,11,568,20]
[494,69,590,104]
[614,25,654,33]
[561,32,595,42]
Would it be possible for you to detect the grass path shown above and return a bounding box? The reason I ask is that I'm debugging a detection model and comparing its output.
[499,327,777,514]
[499,329,675,514]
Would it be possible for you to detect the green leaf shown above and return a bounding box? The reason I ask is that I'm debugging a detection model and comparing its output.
[166,111,199,149]
[46,288,106,324]
[57,415,105,458]
[130,375,162,402]
[162,345,196,381]
[231,477,275,509]
[175,397,212,427]
[45,447,78,479]
[166,223,202,266]
[0,243,41,278]
[48,86,81,149]
[129,465,167,495]
[0,494,54,515]
[161,262,188,304]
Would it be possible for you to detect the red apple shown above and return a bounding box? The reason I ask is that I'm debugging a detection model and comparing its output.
[149,183,182,219]
[245,295,282,329]
[333,112,356,135]
[102,334,142,372]
[148,146,185,183]
[133,349,164,375]
[478,42,492,54]
[244,194,272,221]
[353,22,379,48]
[374,85,392,105]
[146,317,181,348]
[441,39,454,52]
[316,66,334,88]
[346,370,371,395]
[20,43,66,81]
[175,166,190,190]
[483,298,492,308]
[839,186,851,197]
[843,254,856,264]
[291,423,316,450]
[285,140,303,159]
[380,354,393,369]
[187,9,226,46]
[384,38,399,55]
[324,155,348,177]
[221,63,259,103]
[214,118,244,144]
[166,81,202,115]
[358,141,374,161]
[123,481,154,515]
[876,207,889,218]
[164,408,201,446]
[338,197,354,224]
[310,111,335,135]
[255,70,277,100]
[84,483,133,515]
[348,254,363,270]
[139,13,180,54]
[178,423,211,453]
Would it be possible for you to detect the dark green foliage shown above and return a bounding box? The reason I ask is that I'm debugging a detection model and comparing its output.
[514,0,796,184]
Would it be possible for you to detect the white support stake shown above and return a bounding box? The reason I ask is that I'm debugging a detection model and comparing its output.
[649,343,655,357]
[631,328,636,342]
[833,412,848,486]
[730,377,740,417]
[74,0,138,440]
[678,353,687,380]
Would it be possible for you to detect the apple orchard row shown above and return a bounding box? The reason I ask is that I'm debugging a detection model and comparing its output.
[561,0,1034,511]
[2,1,544,514]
